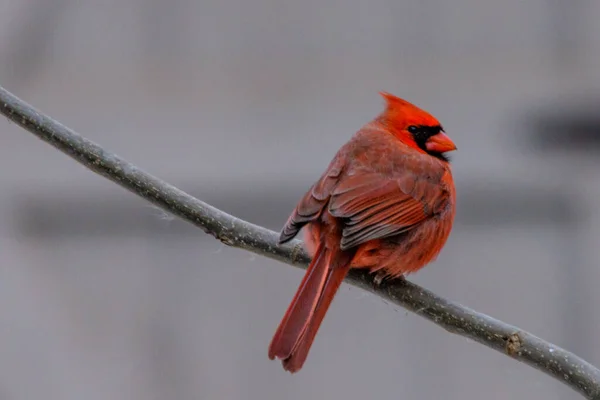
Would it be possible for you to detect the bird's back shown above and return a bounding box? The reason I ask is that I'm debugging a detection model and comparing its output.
[304,121,456,277]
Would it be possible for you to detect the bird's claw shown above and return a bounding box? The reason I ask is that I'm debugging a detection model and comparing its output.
[373,272,407,287]
[373,271,387,287]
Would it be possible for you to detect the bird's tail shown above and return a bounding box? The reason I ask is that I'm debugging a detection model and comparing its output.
[268,242,352,373]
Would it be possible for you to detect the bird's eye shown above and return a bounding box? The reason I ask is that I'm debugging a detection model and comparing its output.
[408,125,418,134]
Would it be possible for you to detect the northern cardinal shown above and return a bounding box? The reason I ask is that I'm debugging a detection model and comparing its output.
[268,92,457,373]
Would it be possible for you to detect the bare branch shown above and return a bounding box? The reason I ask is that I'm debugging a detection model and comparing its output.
[1,85,599,399]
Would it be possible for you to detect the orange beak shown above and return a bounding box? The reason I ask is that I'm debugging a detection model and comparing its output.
[425,132,457,153]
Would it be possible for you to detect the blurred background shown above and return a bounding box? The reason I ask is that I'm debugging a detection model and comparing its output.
[1,1,600,399]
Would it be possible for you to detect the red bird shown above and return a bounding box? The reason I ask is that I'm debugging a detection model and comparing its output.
[268,92,457,373]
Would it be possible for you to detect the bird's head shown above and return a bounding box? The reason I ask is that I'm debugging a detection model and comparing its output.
[378,91,457,161]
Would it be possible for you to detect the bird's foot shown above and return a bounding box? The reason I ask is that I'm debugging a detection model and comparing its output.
[374,272,407,287]
[373,271,387,287]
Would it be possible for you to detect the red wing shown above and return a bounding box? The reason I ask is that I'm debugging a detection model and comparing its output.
[279,159,344,244]
[329,172,447,250]
[279,145,451,249]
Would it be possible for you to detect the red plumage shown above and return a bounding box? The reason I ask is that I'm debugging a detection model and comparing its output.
[268,91,457,372]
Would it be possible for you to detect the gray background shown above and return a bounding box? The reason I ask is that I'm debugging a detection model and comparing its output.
[1,1,600,399]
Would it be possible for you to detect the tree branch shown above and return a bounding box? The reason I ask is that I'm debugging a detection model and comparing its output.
[2,85,599,399]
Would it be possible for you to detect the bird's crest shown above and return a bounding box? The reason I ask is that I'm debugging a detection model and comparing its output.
[378,91,440,128]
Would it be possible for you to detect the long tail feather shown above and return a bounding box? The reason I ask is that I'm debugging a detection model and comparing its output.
[268,243,352,373]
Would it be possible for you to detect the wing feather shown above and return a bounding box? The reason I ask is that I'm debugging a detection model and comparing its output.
[279,140,451,250]
[329,172,447,250]
[278,159,344,243]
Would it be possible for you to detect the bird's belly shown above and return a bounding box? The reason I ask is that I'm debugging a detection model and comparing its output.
[350,215,453,278]
[302,209,454,279]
